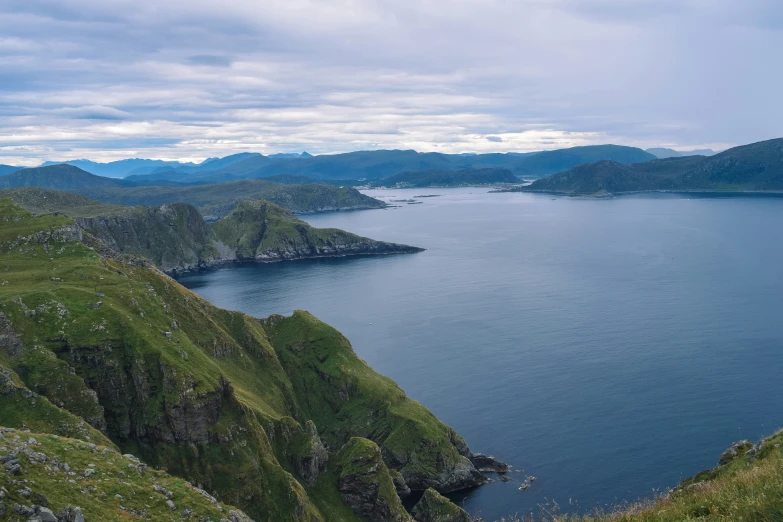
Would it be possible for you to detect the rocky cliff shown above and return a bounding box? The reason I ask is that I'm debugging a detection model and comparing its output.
[0,188,423,275]
[0,198,487,521]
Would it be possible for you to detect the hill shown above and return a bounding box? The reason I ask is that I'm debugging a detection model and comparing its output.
[0,188,420,273]
[0,198,495,520]
[42,158,198,178]
[0,165,19,176]
[506,144,656,178]
[517,138,783,195]
[378,168,517,187]
[647,147,718,159]
[646,147,683,159]
[79,179,386,220]
[0,164,124,190]
[0,166,386,217]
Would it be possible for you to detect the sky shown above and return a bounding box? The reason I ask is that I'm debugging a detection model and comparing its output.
[1,0,782,165]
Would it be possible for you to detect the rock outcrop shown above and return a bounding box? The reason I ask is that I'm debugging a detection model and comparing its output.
[336,437,412,522]
[411,488,472,522]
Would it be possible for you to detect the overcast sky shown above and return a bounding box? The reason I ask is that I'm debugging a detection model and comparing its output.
[1,0,781,165]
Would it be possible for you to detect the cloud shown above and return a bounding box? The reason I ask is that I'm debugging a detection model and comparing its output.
[0,0,780,164]
[52,105,131,120]
[186,55,233,67]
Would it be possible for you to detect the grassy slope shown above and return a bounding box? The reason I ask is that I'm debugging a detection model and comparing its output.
[210,200,422,261]
[0,427,253,521]
[0,198,471,520]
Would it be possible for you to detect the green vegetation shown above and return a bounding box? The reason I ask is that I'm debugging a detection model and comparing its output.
[0,198,476,520]
[0,427,254,521]
[0,188,421,273]
[411,488,472,522]
[377,168,517,188]
[518,138,783,195]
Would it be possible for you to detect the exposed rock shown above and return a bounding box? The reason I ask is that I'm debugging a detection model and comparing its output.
[336,438,411,522]
[411,488,472,522]
[295,421,329,486]
[719,440,754,466]
[389,469,411,499]
[469,453,510,473]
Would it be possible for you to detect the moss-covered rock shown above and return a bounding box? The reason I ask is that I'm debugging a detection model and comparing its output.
[0,427,253,521]
[267,310,486,493]
[335,437,411,522]
[411,488,472,522]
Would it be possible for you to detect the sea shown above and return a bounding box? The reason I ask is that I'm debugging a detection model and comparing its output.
[178,188,783,520]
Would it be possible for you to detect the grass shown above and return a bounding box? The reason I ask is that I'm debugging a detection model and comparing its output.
[0,427,253,521]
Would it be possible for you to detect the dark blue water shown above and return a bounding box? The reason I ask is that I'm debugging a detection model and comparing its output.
[178,188,783,520]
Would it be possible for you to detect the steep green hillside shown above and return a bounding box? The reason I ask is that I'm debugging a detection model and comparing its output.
[0,199,483,520]
[0,188,420,273]
[0,427,254,521]
[378,168,517,187]
[211,200,422,263]
[517,138,783,195]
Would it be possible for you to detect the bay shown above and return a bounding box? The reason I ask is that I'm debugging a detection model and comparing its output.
[178,188,783,520]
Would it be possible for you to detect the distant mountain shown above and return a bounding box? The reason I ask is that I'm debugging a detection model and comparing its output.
[268,152,312,159]
[0,165,19,176]
[0,164,125,190]
[141,145,653,183]
[646,147,718,159]
[41,158,196,178]
[506,145,656,177]
[516,138,783,195]
[378,168,517,187]
[684,148,717,156]
[646,148,683,159]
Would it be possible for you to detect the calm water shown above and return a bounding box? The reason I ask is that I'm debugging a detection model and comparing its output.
[178,188,783,520]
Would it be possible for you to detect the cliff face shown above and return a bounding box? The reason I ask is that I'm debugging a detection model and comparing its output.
[0,198,482,521]
[0,188,421,275]
[75,203,222,273]
[211,200,423,264]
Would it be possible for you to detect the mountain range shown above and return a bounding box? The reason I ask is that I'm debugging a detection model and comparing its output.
[645,147,718,159]
[518,138,783,195]
[34,145,654,184]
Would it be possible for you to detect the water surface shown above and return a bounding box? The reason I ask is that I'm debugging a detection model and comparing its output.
[179,188,783,520]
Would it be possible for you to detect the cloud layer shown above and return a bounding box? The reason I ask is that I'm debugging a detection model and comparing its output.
[1,0,781,164]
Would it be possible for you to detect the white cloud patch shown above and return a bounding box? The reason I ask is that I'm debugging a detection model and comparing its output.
[0,0,780,164]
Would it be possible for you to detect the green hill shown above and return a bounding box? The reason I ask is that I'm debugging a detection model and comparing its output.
[0,188,421,274]
[378,168,517,187]
[517,138,783,195]
[0,198,490,520]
